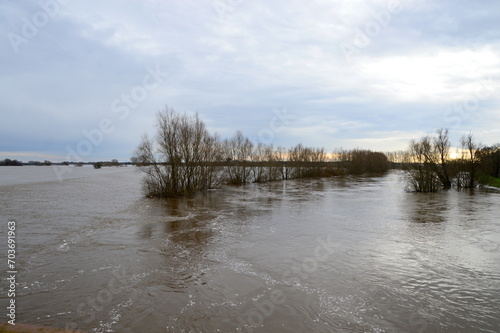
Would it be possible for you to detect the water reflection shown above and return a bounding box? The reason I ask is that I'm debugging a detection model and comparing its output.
[455,189,481,222]
[133,187,281,292]
[133,196,221,296]
[149,194,213,225]
[402,191,450,224]
[137,193,222,239]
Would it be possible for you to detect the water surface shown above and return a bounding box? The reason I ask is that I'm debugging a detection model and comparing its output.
[0,167,499,332]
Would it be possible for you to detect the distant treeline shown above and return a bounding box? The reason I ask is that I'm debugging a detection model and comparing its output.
[0,158,23,166]
[0,159,132,167]
[401,129,499,192]
[132,107,390,198]
[0,159,57,166]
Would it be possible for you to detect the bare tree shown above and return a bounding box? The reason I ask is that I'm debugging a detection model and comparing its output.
[432,128,452,188]
[403,138,441,192]
[274,146,290,180]
[133,107,223,197]
[458,132,481,188]
[403,129,454,192]
[402,129,493,191]
[134,133,167,197]
[224,131,254,185]
[288,144,306,178]
[265,144,281,181]
[251,143,268,183]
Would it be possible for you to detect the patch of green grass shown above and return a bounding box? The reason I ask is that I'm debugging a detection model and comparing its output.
[480,175,500,188]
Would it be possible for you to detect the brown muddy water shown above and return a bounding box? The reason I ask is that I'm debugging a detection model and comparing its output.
[0,166,499,333]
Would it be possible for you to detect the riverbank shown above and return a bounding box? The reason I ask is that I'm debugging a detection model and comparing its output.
[482,175,500,188]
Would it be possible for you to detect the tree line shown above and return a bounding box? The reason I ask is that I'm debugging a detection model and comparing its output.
[0,159,128,167]
[132,107,390,197]
[0,159,23,166]
[402,128,499,192]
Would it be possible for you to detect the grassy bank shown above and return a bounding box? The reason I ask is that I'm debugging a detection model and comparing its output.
[481,175,500,188]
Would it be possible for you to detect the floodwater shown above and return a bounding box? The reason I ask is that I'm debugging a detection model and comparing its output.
[0,166,499,333]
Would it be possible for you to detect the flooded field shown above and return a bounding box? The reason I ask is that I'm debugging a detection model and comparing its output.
[1,166,499,332]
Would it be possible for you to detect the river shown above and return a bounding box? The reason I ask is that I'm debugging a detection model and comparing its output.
[0,166,499,332]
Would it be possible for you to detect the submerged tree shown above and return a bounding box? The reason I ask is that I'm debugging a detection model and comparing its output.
[133,107,396,197]
[402,129,457,192]
[223,131,254,185]
[403,138,441,192]
[432,128,453,188]
[456,132,481,188]
[133,107,224,197]
[402,129,499,191]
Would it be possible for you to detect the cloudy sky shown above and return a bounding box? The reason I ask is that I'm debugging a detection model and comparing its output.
[1,0,499,162]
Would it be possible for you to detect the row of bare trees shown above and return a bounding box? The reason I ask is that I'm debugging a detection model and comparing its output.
[132,107,390,197]
[402,128,499,192]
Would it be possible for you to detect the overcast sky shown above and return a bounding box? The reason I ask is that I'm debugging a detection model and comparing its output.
[1,0,499,162]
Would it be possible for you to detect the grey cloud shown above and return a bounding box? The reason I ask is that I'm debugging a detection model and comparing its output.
[1,0,499,161]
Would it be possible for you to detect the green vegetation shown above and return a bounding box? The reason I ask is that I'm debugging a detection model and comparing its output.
[481,175,500,188]
[132,107,390,198]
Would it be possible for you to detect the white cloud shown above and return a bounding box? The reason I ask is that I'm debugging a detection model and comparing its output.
[2,0,500,161]
[356,47,500,102]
